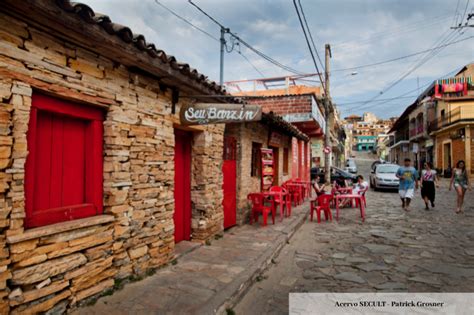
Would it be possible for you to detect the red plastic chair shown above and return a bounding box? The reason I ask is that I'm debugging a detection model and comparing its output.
[269,186,288,219]
[310,194,333,223]
[355,186,368,208]
[294,178,308,200]
[283,182,302,207]
[247,193,273,226]
[282,188,292,217]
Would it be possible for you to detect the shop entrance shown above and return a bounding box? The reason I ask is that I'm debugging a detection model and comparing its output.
[271,147,279,185]
[443,142,452,170]
[174,129,192,243]
[222,137,237,229]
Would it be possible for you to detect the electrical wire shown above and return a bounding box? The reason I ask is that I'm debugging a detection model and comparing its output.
[331,35,473,74]
[297,0,325,73]
[453,0,462,26]
[292,0,327,93]
[354,28,461,108]
[153,0,219,41]
[188,0,305,75]
[460,0,471,25]
[332,15,454,51]
[345,67,461,113]
[337,95,418,106]
[331,13,453,47]
[237,50,266,77]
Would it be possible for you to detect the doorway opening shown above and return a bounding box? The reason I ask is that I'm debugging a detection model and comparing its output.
[223,137,237,229]
[174,129,192,243]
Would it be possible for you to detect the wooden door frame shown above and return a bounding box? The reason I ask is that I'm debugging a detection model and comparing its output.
[270,146,279,185]
[442,140,452,170]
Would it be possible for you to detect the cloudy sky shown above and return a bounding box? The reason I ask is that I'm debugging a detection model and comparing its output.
[82,0,473,119]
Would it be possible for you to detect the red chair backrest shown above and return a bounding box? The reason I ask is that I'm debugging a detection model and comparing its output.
[269,186,284,202]
[269,186,283,193]
[247,193,265,209]
[317,194,332,208]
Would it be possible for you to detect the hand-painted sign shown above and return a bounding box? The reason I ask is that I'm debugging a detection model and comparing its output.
[268,131,282,147]
[292,137,298,178]
[180,103,262,125]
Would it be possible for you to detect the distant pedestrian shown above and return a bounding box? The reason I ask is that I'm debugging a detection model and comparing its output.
[420,162,439,210]
[449,160,471,213]
[396,158,419,211]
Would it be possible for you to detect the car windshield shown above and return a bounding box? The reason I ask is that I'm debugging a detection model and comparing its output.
[377,165,399,173]
[334,168,350,176]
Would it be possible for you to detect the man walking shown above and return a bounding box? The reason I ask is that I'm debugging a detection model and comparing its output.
[396,158,419,211]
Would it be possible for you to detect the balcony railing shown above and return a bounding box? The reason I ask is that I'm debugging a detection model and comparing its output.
[428,107,474,133]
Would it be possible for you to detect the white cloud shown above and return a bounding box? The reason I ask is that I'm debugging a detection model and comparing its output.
[80,0,473,118]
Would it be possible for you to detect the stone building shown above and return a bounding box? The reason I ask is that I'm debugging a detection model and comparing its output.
[0,0,246,312]
[224,113,309,225]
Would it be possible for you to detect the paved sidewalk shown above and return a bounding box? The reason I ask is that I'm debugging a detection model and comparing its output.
[76,202,310,315]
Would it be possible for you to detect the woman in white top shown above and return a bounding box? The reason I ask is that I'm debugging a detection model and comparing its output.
[339,175,368,207]
[420,162,438,210]
[353,175,369,195]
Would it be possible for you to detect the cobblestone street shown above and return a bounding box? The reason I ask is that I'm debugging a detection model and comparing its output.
[235,153,474,314]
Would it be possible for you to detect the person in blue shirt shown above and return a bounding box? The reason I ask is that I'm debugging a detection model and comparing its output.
[396,158,419,211]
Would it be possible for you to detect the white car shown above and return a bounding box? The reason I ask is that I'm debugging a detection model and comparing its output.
[370,164,400,191]
[345,159,357,174]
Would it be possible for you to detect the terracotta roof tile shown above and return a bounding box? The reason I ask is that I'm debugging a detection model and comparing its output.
[56,0,226,95]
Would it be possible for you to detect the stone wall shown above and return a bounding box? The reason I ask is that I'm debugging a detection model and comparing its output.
[190,126,225,240]
[0,10,224,313]
[225,123,291,225]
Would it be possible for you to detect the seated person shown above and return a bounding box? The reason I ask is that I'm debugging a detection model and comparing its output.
[312,175,328,196]
[353,175,368,195]
[334,175,349,188]
[338,175,368,207]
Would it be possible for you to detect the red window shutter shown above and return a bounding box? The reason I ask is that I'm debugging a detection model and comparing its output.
[25,94,104,228]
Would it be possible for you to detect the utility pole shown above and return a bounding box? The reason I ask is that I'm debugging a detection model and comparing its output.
[324,44,332,183]
[219,27,229,86]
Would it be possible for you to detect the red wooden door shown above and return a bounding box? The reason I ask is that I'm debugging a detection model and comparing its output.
[174,130,192,243]
[223,137,237,229]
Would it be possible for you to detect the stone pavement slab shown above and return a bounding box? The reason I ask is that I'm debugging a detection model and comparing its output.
[235,154,474,314]
[75,202,310,315]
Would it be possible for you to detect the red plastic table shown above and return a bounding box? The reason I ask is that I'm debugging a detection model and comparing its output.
[262,191,289,221]
[334,193,365,222]
[285,183,304,205]
[336,187,353,194]
[297,181,312,198]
